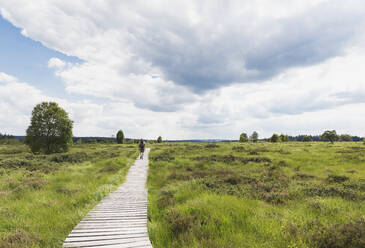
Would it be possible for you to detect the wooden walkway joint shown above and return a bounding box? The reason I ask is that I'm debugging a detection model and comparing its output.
[63,148,152,248]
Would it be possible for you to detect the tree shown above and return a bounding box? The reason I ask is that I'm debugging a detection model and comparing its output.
[339,134,352,142]
[302,135,312,142]
[157,136,163,143]
[269,133,280,142]
[239,133,249,142]
[116,130,125,144]
[25,102,73,154]
[250,131,259,142]
[279,134,289,142]
[321,130,338,144]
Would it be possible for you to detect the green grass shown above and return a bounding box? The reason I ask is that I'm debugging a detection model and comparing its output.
[0,143,139,248]
[147,142,365,248]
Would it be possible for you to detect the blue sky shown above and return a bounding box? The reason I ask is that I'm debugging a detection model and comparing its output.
[0,15,81,98]
[1,0,365,139]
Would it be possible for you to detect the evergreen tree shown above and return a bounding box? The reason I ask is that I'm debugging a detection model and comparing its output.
[116,130,125,144]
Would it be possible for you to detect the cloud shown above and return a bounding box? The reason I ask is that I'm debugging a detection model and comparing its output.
[1,0,365,96]
[1,1,365,138]
[48,57,66,69]
[0,72,198,138]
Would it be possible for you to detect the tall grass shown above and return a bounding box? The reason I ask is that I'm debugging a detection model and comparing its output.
[0,143,138,248]
[147,142,365,248]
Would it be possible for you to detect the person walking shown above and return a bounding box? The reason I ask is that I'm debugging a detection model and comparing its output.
[138,139,145,159]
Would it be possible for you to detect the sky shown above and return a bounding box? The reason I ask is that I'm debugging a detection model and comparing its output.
[0,0,365,139]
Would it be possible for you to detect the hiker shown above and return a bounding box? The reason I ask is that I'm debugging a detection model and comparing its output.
[138,139,145,159]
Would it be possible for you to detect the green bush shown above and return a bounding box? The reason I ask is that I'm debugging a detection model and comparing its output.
[50,152,88,163]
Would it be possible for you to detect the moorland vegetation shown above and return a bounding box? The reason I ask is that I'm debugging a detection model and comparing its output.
[0,143,138,247]
[148,142,365,248]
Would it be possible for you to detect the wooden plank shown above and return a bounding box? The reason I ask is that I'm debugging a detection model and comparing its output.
[63,148,152,248]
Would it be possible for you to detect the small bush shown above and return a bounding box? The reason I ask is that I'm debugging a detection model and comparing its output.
[205,143,220,148]
[99,164,120,173]
[192,155,271,164]
[0,229,40,248]
[312,220,365,248]
[152,151,175,162]
[157,189,175,208]
[232,146,246,152]
[55,187,78,195]
[278,160,289,167]
[51,152,88,163]
[303,184,358,200]
[326,175,350,184]
[165,209,196,235]
[0,159,32,169]
[295,172,316,179]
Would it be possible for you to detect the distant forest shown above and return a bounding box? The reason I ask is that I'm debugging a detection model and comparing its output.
[0,133,363,143]
[0,133,15,140]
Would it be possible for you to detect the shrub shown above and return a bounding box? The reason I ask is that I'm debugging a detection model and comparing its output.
[232,146,246,152]
[303,184,358,200]
[0,229,40,248]
[205,143,220,148]
[151,151,175,161]
[295,172,316,179]
[50,152,88,163]
[165,209,196,235]
[326,174,349,183]
[25,102,73,154]
[99,164,120,173]
[0,159,32,169]
[312,220,365,248]
[157,189,175,208]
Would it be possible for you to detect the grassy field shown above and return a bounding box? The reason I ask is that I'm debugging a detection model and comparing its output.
[0,143,138,248]
[147,142,365,248]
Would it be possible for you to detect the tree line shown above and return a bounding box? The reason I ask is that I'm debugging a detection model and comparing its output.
[2,101,365,154]
[239,130,362,143]
[0,133,14,140]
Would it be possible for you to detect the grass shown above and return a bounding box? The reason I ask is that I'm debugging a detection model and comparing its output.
[0,143,138,248]
[147,142,365,248]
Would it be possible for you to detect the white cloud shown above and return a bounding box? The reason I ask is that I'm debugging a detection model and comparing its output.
[0,72,198,138]
[48,57,66,69]
[1,1,365,138]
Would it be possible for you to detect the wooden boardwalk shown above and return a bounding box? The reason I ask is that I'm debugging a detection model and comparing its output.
[63,148,152,248]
